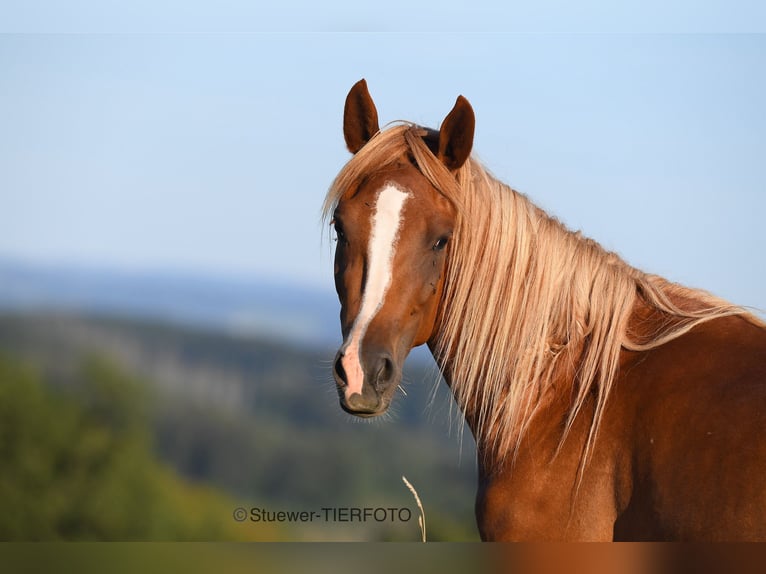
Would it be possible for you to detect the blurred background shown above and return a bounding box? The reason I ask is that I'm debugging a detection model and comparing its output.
[1,3,765,541]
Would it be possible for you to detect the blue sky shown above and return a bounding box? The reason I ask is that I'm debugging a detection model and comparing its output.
[2,1,766,33]
[1,4,765,314]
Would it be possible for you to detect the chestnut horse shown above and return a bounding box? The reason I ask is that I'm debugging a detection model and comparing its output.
[324,79,766,541]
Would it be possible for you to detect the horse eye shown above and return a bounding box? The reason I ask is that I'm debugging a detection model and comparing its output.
[433,236,449,251]
[330,217,347,243]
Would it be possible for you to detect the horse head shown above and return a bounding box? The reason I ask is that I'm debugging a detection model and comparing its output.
[329,79,475,417]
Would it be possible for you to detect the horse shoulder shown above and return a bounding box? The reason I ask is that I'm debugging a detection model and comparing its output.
[612,314,766,540]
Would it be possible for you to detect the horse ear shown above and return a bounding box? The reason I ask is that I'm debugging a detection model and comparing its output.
[343,79,380,154]
[438,95,475,170]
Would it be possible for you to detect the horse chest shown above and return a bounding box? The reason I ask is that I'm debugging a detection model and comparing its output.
[474,436,625,541]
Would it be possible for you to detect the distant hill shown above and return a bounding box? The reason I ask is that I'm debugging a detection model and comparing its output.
[0,258,341,348]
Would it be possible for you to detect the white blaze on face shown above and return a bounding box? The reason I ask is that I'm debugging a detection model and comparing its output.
[342,184,410,398]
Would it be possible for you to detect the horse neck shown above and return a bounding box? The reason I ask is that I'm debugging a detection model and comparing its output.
[427,331,583,452]
[423,164,757,470]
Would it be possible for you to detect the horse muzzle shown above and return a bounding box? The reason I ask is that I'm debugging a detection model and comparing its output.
[333,347,399,417]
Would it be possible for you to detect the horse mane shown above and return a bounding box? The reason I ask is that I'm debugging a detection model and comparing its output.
[323,123,762,467]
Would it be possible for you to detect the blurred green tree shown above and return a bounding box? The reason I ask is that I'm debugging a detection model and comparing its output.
[0,353,273,540]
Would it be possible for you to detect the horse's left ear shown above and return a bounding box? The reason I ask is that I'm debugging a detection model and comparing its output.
[438,95,475,170]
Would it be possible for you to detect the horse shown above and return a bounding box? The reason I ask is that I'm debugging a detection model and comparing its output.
[323,79,766,541]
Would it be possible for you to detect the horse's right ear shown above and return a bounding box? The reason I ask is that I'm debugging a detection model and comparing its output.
[438,95,475,171]
[343,79,380,154]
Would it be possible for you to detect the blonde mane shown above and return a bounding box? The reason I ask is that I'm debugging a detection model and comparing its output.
[323,124,760,466]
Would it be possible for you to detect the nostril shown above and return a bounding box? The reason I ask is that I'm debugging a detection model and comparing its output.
[383,357,394,381]
[375,355,394,387]
[334,355,347,386]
